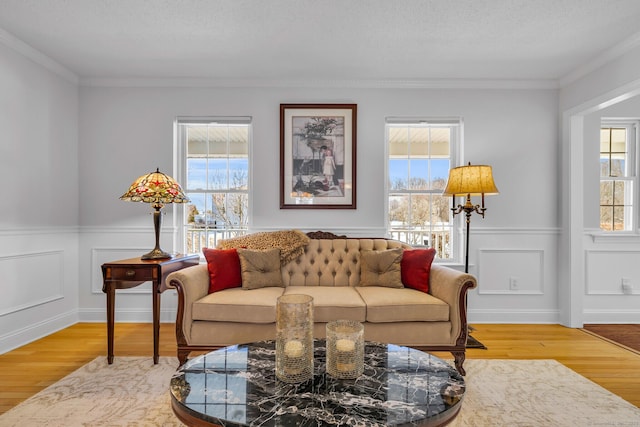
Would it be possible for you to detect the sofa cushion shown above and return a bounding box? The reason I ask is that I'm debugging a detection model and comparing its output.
[203,248,242,293]
[281,239,361,287]
[280,238,411,287]
[237,248,284,289]
[355,286,449,323]
[401,248,436,293]
[192,287,285,323]
[283,286,366,322]
[359,248,403,288]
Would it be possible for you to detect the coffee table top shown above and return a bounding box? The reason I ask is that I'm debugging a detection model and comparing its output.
[170,340,465,427]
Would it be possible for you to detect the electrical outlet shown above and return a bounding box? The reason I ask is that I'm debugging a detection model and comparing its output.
[509,277,519,290]
[622,278,633,294]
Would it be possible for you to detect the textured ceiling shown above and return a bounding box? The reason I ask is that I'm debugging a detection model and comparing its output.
[1,0,640,83]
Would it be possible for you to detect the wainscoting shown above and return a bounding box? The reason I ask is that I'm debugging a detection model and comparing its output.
[583,243,640,323]
[0,227,79,354]
[3,224,639,355]
[0,250,64,316]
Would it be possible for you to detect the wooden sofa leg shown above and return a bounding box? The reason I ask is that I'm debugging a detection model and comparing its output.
[452,351,466,376]
[177,349,190,367]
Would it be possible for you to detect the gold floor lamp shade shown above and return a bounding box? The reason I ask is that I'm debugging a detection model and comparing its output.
[443,163,499,273]
[120,168,189,260]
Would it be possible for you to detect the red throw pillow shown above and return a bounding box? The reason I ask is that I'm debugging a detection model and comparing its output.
[401,248,436,293]
[203,248,242,293]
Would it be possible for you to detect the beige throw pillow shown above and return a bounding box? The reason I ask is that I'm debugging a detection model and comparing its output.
[237,248,284,289]
[359,248,404,288]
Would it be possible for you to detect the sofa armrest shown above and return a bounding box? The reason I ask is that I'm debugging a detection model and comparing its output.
[167,264,209,345]
[428,265,477,345]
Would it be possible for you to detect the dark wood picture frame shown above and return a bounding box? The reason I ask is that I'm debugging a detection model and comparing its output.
[280,103,357,209]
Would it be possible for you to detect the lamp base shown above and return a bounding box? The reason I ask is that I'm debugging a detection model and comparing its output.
[142,205,172,260]
[141,248,173,260]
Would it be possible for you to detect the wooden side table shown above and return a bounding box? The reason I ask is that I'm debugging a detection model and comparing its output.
[101,254,200,364]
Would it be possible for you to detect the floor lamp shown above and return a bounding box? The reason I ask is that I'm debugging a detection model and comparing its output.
[443,163,499,273]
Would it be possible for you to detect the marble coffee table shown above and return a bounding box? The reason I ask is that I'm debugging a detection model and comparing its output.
[170,340,465,426]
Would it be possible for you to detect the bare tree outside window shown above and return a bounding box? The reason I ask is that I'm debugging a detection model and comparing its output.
[600,125,635,232]
[386,121,458,260]
[178,120,250,254]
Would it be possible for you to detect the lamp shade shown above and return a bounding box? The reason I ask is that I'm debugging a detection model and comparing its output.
[120,168,189,205]
[443,163,499,196]
[120,168,189,260]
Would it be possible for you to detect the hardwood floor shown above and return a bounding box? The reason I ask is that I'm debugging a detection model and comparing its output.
[1,323,639,415]
[583,324,640,352]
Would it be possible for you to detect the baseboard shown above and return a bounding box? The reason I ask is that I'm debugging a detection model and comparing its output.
[469,309,560,324]
[0,309,78,355]
[582,309,640,324]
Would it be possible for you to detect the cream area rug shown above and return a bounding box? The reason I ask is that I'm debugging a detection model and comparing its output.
[1,357,639,426]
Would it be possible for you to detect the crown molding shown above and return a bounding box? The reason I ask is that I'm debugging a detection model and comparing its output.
[559,31,640,88]
[0,27,78,85]
[80,76,558,90]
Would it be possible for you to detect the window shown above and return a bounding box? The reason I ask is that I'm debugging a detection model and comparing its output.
[385,118,460,260]
[176,117,251,254]
[599,121,637,231]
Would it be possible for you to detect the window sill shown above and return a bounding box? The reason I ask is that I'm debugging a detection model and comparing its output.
[589,231,640,243]
[434,262,467,272]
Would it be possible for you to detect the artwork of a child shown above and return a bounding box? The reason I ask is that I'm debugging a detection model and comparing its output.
[323,148,336,187]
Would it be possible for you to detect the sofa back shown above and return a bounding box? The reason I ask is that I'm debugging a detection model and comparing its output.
[281,238,411,287]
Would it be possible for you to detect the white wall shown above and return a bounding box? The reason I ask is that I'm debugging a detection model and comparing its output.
[5,26,640,354]
[560,44,640,326]
[560,44,640,112]
[77,84,561,325]
[0,39,80,353]
[582,97,640,322]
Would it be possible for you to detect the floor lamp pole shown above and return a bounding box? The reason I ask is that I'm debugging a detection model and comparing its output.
[464,209,472,274]
[451,194,486,274]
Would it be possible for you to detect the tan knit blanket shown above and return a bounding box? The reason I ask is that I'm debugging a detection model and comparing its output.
[217,230,310,265]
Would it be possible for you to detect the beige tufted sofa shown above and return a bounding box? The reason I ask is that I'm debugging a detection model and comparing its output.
[167,232,477,374]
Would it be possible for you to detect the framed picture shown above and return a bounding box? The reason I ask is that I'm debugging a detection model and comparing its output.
[280,103,357,209]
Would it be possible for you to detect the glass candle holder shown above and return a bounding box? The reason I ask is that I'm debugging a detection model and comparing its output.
[275,294,314,383]
[326,319,364,379]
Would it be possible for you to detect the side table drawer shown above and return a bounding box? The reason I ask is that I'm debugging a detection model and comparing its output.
[109,267,154,281]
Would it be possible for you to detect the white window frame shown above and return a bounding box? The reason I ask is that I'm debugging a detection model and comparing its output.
[174,116,252,256]
[599,119,638,233]
[384,117,462,263]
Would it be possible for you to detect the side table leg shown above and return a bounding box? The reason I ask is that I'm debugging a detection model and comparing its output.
[106,283,115,364]
[153,284,160,364]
